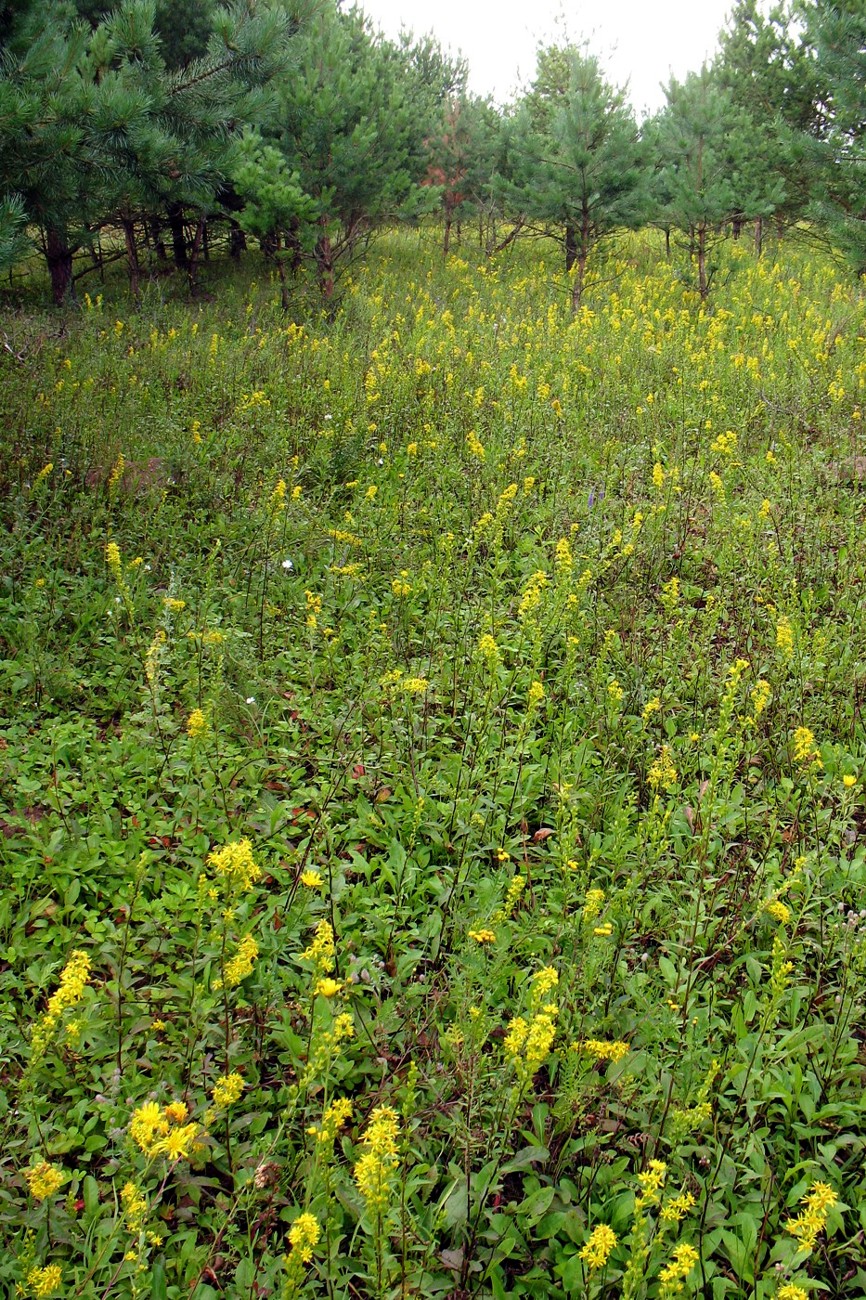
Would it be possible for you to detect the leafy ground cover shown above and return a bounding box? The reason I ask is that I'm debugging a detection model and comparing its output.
[1,232,865,1300]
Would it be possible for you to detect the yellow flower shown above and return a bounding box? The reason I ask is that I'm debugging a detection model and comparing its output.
[163,1101,187,1124]
[208,840,262,892]
[25,1161,64,1200]
[776,614,794,659]
[354,1106,400,1212]
[763,899,791,925]
[792,726,821,767]
[121,1182,148,1233]
[577,1038,630,1063]
[468,928,496,944]
[658,1242,699,1295]
[308,1097,353,1145]
[583,888,605,921]
[843,774,857,788]
[300,869,324,890]
[153,1122,201,1162]
[527,680,545,708]
[784,1181,837,1253]
[130,1102,169,1154]
[288,1211,321,1264]
[579,1223,616,1270]
[212,1073,245,1109]
[661,1192,696,1223]
[302,920,336,974]
[223,933,258,986]
[315,977,343,998]
[30,950,91,1060]
[648,746,678,791]
[26,1265,62,1297]
[636,1159,667,1208]
[187,708,208,739]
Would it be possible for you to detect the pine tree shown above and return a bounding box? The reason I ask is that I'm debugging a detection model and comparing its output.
[649,65,784,297]
[503,48,648,310]
[801,0,866,274]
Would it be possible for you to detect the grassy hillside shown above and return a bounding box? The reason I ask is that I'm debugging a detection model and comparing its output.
[1,231,865,1299]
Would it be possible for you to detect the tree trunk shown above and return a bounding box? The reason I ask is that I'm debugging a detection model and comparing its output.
[187,214,205,290]
[228,221,246,260]
[166,201,188,268]
[754,216,763,257]
[315,226,334,300]
[697,222,708,300]
[443,214,452,256]
[564,223,577,273]
[45,225,73,306]
[571,248,588,314]
[665,227,671,260]
[121,216,141,300]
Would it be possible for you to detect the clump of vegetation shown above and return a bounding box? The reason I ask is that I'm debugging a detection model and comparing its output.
[1,228,864,1298]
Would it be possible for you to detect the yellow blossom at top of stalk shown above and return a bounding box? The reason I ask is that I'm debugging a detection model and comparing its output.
[353,1105,400,1212]
[25,1161,64,1200]
[792,726,821,768]
[129,1101,170,1154]
[121,1182,148,1233]
[518,570,548,619]
[776,1287,809,1300]
[784,1181,837,1254]
[208,839,261,891]
[468,927,496,944]
[530,966,559,1005]
[635,1159,667,1208]
[658,1243,699,1295]
[222,933,258,987]
[187,708,208,740]
[763,898,791,925]
[776,614,794,659]
[211,1073,245,1110]
[30,949,91,1060]
[648,746,678,792]
[308,1096,353,1145]
[583,887,605,921]
[579,1223,617,1270]
[26,1264,62,1298]
[288,1212,321,1264]
[661,1192,696,1223]
[105,540,122,578]
[302,920,336,974]
[300,869,324,890]
[577,1038,630,1063]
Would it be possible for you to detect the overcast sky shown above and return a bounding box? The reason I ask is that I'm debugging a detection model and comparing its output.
[359,0,737,117]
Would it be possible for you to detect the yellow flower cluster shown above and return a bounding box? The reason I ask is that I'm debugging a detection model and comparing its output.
[784,1181,837,1253]
[24,1161,64,1200]
[187,708,208,739]
[792,726,821,768]
[636,1159,667,1208]
[576,1039,630,1063]
[30,950,91,1060]
[660,1192,696,1223]
[287,1211,321,1264]
[353,1105,400,1212]
[648,746,678,791]
[776,614,794,659]
[468,928,496,944]
[583,887,605,922]
[26,1264,62,1297]
[212,1073,245,1110]
[658,1242,699,1295]
[308,1096,353,1145]
[223,933,259,987]
[121,1182,148,1233]
[494,873,525,922]
[303,920,336,973]
[129,1100,202,1161]
[477,633,501,668]
[764,898,791,925]
[208,839,262,892]
[518,570,548,619]
[579,1223,616,1270]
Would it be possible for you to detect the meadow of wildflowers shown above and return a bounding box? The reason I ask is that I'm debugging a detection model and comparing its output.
[0,230,865,1298]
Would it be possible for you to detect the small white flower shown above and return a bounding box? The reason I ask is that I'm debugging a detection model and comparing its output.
[281,558,293,571]
[377,457,384,465]
[245,696,256,705]
[324,413,332,421]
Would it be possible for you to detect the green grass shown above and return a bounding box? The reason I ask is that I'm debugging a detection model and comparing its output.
[1,228,865,1300]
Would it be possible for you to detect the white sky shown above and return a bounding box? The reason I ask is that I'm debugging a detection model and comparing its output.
[360,0,737,116]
